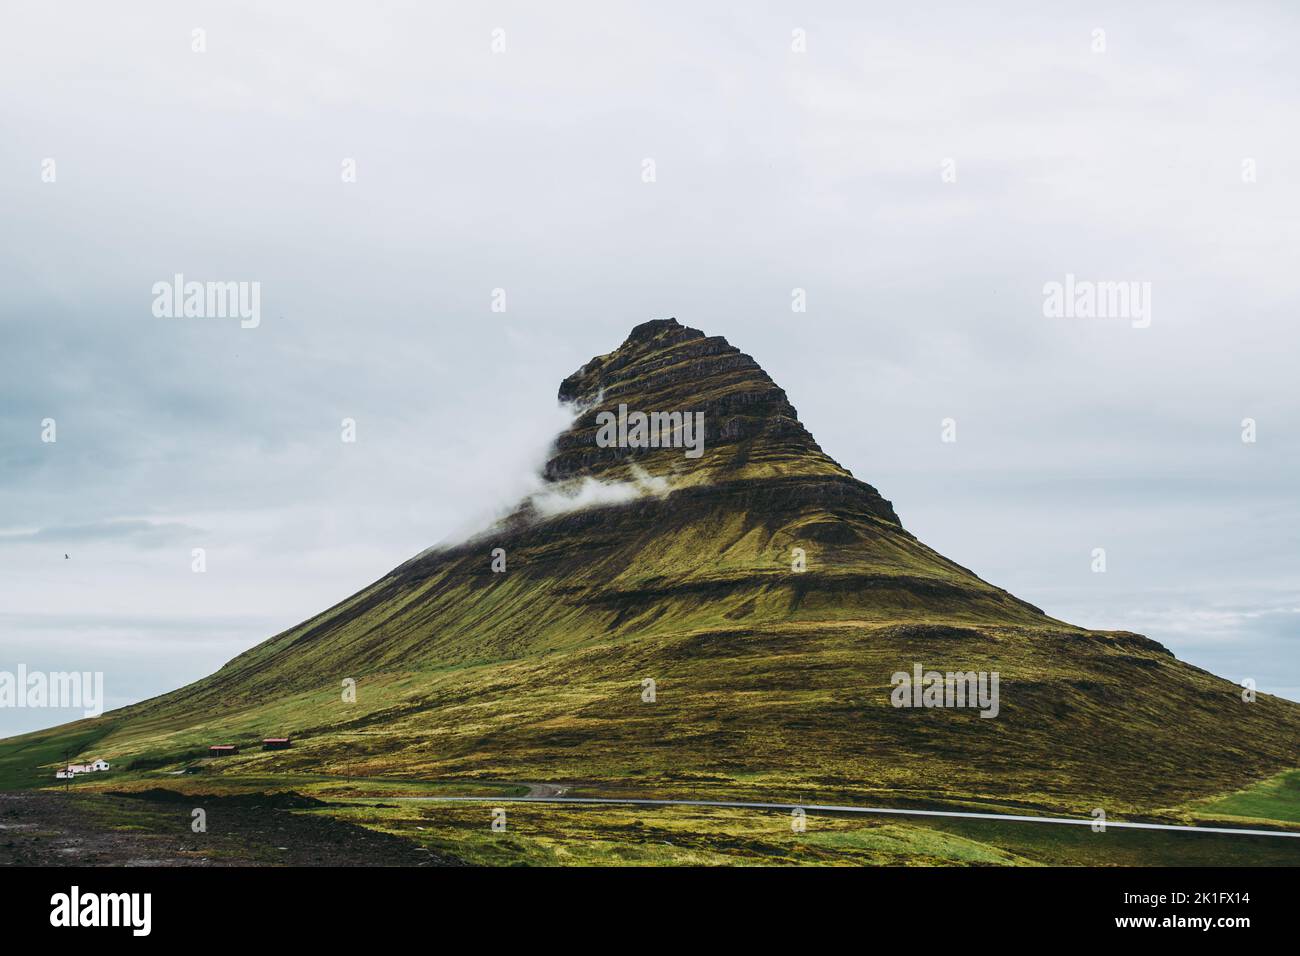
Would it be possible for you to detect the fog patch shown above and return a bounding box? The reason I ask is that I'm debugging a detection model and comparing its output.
[525,465,670,518]
[415,399,672,554]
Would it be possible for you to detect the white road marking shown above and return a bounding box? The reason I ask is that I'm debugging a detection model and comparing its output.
[394,794,1300,839]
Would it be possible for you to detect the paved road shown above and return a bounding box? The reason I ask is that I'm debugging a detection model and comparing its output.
[520,782,570,798]
[394,793,1300,839]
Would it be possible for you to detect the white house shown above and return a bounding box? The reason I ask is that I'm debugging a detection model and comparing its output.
[54,759,110,779]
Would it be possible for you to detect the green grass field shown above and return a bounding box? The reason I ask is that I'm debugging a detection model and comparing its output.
[25,764,1297,866]
[1188,769,1300,825]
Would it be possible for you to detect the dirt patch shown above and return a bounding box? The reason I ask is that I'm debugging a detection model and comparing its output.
[111,788,330,810]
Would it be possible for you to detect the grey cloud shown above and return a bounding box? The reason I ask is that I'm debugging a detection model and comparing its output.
[1,0,1296,737]
[0,519,206,549]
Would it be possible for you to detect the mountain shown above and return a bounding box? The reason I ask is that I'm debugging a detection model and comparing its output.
[4,318,1298,816]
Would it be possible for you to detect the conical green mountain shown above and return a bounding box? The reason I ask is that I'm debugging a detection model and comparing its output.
[5,319,1298,817]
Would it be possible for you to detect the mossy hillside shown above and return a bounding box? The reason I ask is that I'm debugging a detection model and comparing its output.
[19,616,1298,816]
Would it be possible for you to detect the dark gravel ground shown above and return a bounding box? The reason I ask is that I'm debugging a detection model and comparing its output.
[0,790,465,867]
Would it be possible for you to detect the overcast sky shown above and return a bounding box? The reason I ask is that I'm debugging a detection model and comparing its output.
[2,1,1298,736]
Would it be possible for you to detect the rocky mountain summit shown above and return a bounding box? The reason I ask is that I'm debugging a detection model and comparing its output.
[547,318,851,488]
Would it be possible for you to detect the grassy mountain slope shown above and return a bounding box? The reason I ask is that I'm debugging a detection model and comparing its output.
[4,319,1298,820]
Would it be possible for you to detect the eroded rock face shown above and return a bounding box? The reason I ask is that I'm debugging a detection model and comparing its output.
[543,318,899,526]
